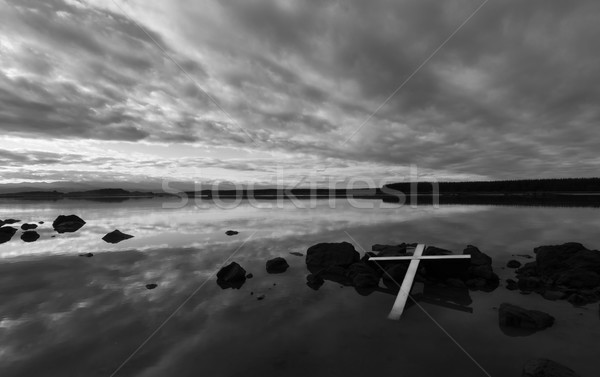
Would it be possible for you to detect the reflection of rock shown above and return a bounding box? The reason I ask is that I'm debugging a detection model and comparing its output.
[52,215,86,233]
[78,253,94,257]
[21,223,38,230]
[225,230,238,236]
[346,262,381,288]
[516,243,600,305]
[216,262,246,289]
[506,279,518,290]
[507,260,522,268]
[146,284,158,290]
[21,231,40,243]
[499,303,554,336]
[266,257,289,273]
[102,230,134,244]
[522,358,580,377]
[0,226,18,244]
[306,242,360,271]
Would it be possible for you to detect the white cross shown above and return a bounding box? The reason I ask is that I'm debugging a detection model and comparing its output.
[369,244,471,320]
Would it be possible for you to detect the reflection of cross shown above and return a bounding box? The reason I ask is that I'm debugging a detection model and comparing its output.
[369,244,471,320]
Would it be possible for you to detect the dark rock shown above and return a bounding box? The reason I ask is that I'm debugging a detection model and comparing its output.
[306,274,324,290]
[463,245,499,291]
[52,215,86,233]
[102,230,134,244]
[499,303,554,336]
[257,294,265,300]
[146,284,158,290]
[382,262,410,291]
[423,246,470,279]
[21,231,40,243]
[38,221,44,224]
[567,293,592,307]
[216,262,246,289]
[522,358,580,377]
[346,262,380,288]
[3,219,20,224]
[306,242,360,271]
[506,279,518,290]
[289,252,304,257]
[225,230,238,236]
[266,257,289,273]
[507,260,522,268]
[0,226,18,244]
[21,223,38,230]
[319,265,352,286]
[78,253,94,257]
[464,245,492,266]
[542,290,565,301]
[518,277,542,291]
[245,273,253,279]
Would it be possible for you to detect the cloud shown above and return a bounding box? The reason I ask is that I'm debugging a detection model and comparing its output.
[1,0,600,183]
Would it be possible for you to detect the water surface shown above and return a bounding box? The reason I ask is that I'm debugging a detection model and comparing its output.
[1,198,599,376]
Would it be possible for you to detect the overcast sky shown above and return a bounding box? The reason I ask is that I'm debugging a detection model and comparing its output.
[0,0,599,189]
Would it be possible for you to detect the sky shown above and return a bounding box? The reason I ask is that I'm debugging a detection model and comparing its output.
[0,0,599,190]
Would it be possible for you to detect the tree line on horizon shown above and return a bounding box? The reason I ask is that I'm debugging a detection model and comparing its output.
[383,177,600,194]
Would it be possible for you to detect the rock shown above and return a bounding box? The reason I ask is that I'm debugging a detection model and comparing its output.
[20,223,38,230]
[513,254,534,259]
[507,260,522,268]
[518,277,542,291]
[289,251,304,257]
[52,215,86,233]
[225,230,238,236]
[0,226,18,244]
[346,262,380,288]
[102,230,134,244]
[463,245,499,291]
[499,303,554,335]
[266,257,289,273]
[21,231,40,242]
[382,263,410,290]
[306,242,360,271]
[506,279,518,290]
[78,253,94,257]
[257,294,265,300]
[542,290,565,301]
[3,219,20,224]
[245,273,253,279]
[522,358,580,377]
[38,221,44,224]
[146,284,158,290]
[306,273,324,290]
[567,293,592,307]
[423,246,470,279]
[216,262,246,289]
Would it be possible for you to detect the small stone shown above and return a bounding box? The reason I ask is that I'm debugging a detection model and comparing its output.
[257,294,265,300]
[522,358,580,377]
[78,253,94,257]
[266,257,289,274]
[146,284,158,290]
[245,273,253,279]
[225,230,239,236]
[21,231,40,243]
[507,260,522,268]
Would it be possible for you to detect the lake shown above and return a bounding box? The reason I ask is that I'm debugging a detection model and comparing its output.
[1,198,599,376]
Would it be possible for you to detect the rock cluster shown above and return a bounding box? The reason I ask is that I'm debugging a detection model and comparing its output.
[515,242,600,306]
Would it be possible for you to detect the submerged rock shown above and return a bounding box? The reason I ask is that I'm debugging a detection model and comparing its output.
[522,358,580,377]
[0,226,18,244]
[216,262,246,289]
[266,257,289,273]
[306,242,360,271]
[499,303,554,336]
[21,223,38,230]
[225,230,239,236]
[52,215,86,233]
[21,231,40,243]
[102,230,134,244]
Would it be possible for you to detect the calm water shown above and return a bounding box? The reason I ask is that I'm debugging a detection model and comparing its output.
[1,198,599,377]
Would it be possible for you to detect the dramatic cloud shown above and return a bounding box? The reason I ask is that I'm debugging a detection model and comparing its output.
[1,0,599,187]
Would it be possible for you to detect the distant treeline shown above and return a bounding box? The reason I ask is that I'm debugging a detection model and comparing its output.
[383,178,600,194]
